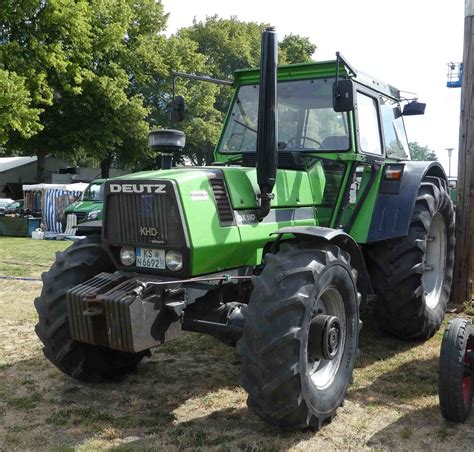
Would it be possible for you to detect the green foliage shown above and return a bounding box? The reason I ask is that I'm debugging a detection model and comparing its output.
[178,16,264,80]
[280,34,316,64]
[0,69,43,144]
[0,0,166,176]
[0,6,317,172]
[409,142,438,161]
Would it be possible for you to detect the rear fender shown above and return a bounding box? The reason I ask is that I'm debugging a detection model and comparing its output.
[270,226,372,302]
[367,161,447,243]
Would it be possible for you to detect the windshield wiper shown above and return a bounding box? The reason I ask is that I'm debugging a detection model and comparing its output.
[233,118,257,134]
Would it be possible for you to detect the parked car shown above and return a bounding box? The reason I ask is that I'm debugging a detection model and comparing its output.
[62,179,105,235]
[5,199,24,214]
[0,198,14,216]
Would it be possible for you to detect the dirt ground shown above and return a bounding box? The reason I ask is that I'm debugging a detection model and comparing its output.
[0,237,473,451]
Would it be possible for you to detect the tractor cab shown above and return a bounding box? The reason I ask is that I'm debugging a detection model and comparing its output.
[211,59,418,241]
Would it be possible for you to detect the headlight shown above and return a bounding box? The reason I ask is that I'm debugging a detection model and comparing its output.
[120,246,136,266]
[87,209,101,220]
[165,250,183,271]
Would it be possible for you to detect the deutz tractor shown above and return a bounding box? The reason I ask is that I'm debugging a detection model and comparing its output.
[35,28,455,430]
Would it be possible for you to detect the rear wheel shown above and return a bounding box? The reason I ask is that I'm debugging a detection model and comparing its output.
[368,178,455,340]
[35,236,146,382]
[238,240,360,430]
[439,319,473,422]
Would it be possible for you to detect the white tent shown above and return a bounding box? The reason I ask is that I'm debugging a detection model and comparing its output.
[22,183,89,233]
[23,182,89,192]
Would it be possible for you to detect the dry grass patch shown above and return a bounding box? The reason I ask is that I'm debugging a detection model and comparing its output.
[0,237,473,450]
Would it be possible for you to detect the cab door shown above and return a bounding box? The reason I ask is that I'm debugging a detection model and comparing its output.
[337,88,385,241]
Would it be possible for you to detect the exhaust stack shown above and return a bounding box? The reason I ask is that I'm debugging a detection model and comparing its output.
[256,27,278,221]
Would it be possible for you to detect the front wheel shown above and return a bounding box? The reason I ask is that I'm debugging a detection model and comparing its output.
[439,319,473,422]
[237,240,360,430]
[35,235,147,382]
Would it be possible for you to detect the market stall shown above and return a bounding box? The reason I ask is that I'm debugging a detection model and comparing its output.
[22,183,88,233]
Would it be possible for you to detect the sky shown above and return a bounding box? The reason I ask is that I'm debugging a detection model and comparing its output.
[162,0,465,176]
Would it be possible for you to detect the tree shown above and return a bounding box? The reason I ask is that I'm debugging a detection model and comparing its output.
[409,142,438,161]
[280,34,316,64]
[178,16,263,81]
[0,0,167,179]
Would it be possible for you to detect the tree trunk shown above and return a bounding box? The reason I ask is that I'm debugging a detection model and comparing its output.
[36,150,46,182]
[205,147,214,165]
[100,157,111,178]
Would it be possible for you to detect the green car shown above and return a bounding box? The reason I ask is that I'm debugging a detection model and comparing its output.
[62,179,105,235]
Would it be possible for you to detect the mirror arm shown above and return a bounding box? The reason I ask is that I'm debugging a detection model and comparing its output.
[171,71,233,86]
[335,52,357,83]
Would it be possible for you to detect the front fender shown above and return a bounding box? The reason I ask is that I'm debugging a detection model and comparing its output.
[271,226,372,300]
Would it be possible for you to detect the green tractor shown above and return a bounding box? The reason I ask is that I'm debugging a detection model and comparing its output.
[35,28,455,430]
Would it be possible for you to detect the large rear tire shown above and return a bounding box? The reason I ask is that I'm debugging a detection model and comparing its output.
[238,240,360,430]
[368,177,455,340]
[35,236,146,382]
[439,319,473,422]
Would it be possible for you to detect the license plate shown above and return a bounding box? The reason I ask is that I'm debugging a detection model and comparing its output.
[136,248,165,269]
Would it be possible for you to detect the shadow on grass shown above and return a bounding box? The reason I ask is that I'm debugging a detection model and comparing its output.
[1,333,247,448]
[356,301,426,369]
[1,331,333,450]
[350,356,439,405]
[111,407,316,450]
[366,404,474,449]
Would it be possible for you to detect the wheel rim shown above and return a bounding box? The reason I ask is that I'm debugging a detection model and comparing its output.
[307,286,346,389]
[422,212,447,309]
[463,336,473,403]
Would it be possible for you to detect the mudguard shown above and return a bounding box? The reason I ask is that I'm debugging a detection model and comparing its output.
[271,226,372,299]
[367,161,447,243]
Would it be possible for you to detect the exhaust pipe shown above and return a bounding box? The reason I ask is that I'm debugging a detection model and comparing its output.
[256,27,278,221]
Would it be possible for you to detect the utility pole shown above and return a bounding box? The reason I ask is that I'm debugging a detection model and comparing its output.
[451,0,474,304]
[446,147,454,177]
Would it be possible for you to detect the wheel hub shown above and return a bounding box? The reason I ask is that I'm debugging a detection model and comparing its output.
[309,314,341,360]
[422,211,447,309]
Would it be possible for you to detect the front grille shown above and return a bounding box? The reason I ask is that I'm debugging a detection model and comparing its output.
[209,177,234,226]
[103,181,186,247]
[75,212,87,223]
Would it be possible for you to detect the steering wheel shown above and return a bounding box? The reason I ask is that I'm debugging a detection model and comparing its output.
[286,136,322,149]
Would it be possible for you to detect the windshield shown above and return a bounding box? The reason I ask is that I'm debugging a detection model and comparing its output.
[82,183,104,202]
[218,78,349,153]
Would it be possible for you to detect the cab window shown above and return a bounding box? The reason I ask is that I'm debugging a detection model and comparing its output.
[380,97,410,159]
[356,92,382,155]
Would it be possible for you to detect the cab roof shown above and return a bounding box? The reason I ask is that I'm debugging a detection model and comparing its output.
[233,59,401,102]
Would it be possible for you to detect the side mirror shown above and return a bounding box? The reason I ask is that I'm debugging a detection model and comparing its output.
[333,79,355,112]
[402,101,426,116]
[171,95,186,122]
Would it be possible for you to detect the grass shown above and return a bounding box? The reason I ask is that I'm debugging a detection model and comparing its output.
[0,237,473,450]
[0,236,70,278]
